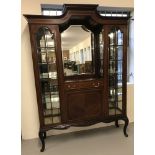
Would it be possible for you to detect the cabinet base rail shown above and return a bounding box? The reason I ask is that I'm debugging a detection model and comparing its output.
[39,116,129,152]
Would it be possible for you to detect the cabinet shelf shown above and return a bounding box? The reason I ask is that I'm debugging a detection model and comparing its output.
[43,92,59,95]
[109,72,123,79]
[109,44,123,46]
[44,114,60,118]
[40,75,57,79]
[109,99,122,102]
[109,59,123,61]
[37,47,55,49]
[40,79,58,83]
[109,72,122,74]
[38,62,55,65]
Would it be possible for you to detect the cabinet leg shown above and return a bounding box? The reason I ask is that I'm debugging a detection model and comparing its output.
[115,120,119,128]
[123,117,129,137]
[39,131,45,152]
[43,132,46,139]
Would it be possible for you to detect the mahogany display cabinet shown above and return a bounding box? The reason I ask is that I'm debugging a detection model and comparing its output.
[24,4,129,152]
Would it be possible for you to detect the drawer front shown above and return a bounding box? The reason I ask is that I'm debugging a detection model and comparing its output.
[65,80,103,91]
[64,83,79,90]
[91,81,103,88]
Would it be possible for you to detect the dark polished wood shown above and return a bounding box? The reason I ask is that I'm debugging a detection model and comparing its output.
[64,80,103,90]
[24,4,129,152]
[115,120,119,128]
[66,89,102,121]
[123,117,129,137]
[39,131,45,152]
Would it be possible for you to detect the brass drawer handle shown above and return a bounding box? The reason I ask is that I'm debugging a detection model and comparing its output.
[67,84,77,89]
[92,82,100,87]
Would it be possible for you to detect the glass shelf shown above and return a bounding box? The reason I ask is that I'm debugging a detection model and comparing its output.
[40,72,57,79]
[109,59,123,61]
[43,91,59,96]
[109,72,122,75]
[37,46,55,49]
[109,44,123,47]
[38,62,55,65]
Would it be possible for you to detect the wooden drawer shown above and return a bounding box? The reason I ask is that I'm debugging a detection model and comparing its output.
[79,81,93,89]
[91,81,103,88]
[65,80,103,90]
[65,83,79,90]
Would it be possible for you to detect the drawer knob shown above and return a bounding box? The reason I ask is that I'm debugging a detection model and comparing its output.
[93,82,100,87]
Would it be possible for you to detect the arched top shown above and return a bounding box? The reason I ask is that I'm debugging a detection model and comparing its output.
[108,27,124,46]
[36,26,54,48]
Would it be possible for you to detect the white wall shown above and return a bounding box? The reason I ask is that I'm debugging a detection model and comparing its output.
[21,0,134,140]
[128,11,134,83]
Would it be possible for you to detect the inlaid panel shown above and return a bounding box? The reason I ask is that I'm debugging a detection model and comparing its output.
[66,90,102,121]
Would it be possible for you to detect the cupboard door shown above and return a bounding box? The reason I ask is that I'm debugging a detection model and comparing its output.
[66,90,102,121]
[106,25,127,116]
[31,25,62,126]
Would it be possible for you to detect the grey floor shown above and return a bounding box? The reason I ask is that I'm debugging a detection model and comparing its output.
[22,123,134,155]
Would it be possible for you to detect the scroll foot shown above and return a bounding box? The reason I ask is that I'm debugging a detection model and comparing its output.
[123,117,129,137]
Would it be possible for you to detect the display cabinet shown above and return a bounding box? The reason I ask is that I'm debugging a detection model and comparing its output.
[24,4,129,152]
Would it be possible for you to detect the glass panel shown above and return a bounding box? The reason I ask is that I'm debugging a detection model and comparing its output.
[108,27,123,116]
[53,116,61,124]
[36,27,61,125]
[109,32,114,45]
[117,30,123,45]
[61,25,94,76]
[44,117,53,125]
[45,33,54,47]
[44,116,61,125]
[99,29,104,77]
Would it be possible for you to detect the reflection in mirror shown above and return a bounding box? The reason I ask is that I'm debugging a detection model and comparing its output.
[61,25,93,76]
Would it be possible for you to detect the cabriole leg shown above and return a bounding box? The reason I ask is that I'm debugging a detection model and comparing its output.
[39,131,45,152]
[43,132,46,139]
[123,117,129,137]
[115,120,119,128]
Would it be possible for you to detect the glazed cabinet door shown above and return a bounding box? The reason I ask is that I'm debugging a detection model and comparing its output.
[104,25,127,117]
[29,25,63,127]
